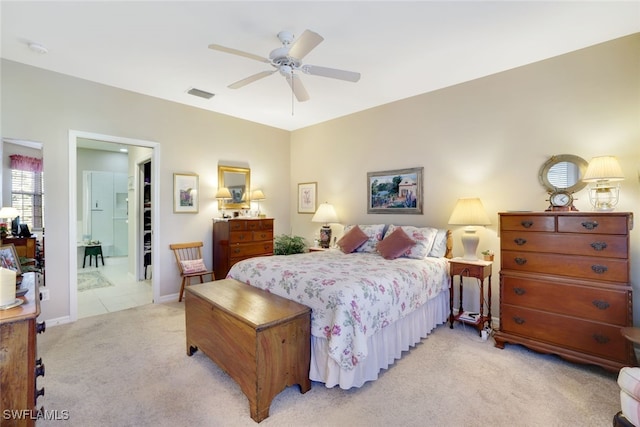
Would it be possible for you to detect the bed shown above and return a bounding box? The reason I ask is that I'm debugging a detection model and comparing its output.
[227,224,452,389]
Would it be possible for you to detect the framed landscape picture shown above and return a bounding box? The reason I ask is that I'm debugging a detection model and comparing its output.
[367,167,423,214]
[173,173,199,213]
[298,182,317,214]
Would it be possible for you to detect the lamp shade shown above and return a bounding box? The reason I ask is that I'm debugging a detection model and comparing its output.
[215,187,232,199]
[583,156,625,182]
[0,207,19,219]
[448,198,491,226]
[251,189,266,201]
[312,203,339,224]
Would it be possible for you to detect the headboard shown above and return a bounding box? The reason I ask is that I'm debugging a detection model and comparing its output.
[445,230,453,259]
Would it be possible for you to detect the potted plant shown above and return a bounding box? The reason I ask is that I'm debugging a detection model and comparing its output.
[273,234,308,255]
[481,249,494,261]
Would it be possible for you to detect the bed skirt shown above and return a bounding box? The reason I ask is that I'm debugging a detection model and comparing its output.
[309,288,449,389]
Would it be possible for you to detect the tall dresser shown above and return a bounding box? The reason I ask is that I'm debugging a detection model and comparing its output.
[494,212,635,371]
[0,273,46,426]
[213,218,274,280]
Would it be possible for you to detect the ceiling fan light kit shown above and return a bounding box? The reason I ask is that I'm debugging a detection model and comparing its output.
[209,29,360,103]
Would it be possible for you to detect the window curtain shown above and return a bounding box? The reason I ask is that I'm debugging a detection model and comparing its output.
[9,154,43,173]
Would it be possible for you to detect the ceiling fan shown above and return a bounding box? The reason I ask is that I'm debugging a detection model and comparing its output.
[209,29,361,102]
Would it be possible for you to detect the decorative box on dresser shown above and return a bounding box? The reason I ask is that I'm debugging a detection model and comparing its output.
[494,212,636,372]
[0,273,46,426]
[213,218,274,280]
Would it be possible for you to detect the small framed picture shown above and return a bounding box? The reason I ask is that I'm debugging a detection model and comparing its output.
[298,182,317,214]
[0,243,22,276]
[173,173,199,213]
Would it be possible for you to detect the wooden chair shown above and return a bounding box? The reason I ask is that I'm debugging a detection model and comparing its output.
[169,242,215,302]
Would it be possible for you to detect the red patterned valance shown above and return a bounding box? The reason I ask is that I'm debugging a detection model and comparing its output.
[10,155,43,173]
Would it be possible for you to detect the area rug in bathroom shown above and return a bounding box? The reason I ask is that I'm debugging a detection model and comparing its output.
[77,271,115,291]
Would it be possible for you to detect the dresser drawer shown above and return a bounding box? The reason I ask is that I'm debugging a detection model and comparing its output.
[500,304,629,362]
[557,215,630,235]
[229,241,274,258]
[500,231,628,258]
[501,250,629,282]
[230,230,274,244]
[500,215,555,232]
[228,219,274,232]
[501,274,629,324]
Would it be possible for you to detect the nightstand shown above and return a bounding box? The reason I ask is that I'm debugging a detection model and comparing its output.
[449,258,493,335]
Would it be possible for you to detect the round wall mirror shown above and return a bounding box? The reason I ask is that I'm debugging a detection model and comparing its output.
[538,154,589,193]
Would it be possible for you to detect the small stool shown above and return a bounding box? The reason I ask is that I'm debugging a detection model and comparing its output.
[83,245,104,268]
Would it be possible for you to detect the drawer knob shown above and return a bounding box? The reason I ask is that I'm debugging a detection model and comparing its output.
[590,241,608,251]
[513,316,525,325]
[514,238,527,246]
[37,321,46,334]
[592,334,610,344]
[592,300,610,310]
[35,363,45,378]
[513,287,526,295]
[520,221,533,228]
[514,257,527,265]
[35,387,45,401]
[581,221,599,230]
[233,248,241,254]
[591,264,608,274]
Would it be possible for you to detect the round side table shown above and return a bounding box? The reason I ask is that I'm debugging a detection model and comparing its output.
[621,327,640,345]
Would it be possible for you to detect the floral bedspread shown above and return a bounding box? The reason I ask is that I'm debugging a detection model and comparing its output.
[227,251,450,371]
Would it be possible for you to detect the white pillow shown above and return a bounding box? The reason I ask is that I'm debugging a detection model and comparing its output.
[428,229,449,258]
[343,224,386,253]
[383,225,438,259]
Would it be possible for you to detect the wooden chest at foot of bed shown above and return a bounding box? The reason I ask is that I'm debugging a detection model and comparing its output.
[185,278,311,422]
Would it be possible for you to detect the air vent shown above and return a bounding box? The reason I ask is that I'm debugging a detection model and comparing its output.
[187,88,215,99]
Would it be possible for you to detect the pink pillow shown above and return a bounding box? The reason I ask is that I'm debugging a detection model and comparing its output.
[376,228,416,260]
[180,258,207,274]
[337,225,369,253]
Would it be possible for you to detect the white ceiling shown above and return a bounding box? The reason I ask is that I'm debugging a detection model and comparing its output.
[2,1,639,131]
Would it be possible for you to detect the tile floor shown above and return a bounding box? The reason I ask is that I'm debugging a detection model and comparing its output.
[77,256,152,319]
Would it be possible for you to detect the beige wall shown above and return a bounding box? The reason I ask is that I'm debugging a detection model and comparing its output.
[1,60,291,322]
[1,33,638,325]
[290,34,640,321]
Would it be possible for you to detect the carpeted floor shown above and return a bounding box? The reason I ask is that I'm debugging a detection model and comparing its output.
[77,270,114,291]
[36,302,622,427]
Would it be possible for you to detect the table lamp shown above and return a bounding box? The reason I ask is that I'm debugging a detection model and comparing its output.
[448,197,491,261]
[582,155,625,211]
[215,187,232,218]
[251,189,266,218]
[312,203,339,248]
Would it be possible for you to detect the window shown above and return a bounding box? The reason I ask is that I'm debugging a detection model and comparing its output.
[9,155,44,230]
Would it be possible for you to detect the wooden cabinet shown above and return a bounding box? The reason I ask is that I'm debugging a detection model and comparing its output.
[0,273,45,426]
[213,218,274,279]
[494,212,635,371]
[2,237,37,259]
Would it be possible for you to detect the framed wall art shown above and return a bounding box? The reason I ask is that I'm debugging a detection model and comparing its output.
[367,167,423,214]
[0,243,22,276]
[173,173,199,213]
[297,182,317,214]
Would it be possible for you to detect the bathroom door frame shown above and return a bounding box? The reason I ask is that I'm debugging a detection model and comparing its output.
[68,130,160,322]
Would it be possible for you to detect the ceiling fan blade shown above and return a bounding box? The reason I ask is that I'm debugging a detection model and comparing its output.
[208,44,270,63]
[301,64,361,82]
[228,70,276,89]
[284,73,310,102]
[287,30,324,60]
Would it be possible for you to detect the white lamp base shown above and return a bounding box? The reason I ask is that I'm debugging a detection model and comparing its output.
[460,227,479,261]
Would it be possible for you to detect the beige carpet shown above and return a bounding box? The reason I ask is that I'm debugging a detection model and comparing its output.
[37,302,621,427]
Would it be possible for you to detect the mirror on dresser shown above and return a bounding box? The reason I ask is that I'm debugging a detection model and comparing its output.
[538,154,589,211]
[218,165,251,210]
